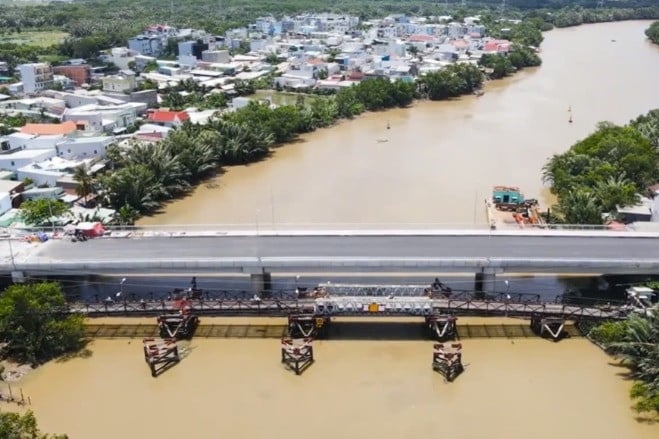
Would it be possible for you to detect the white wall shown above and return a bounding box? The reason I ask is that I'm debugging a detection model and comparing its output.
[0,149,56,172]
[57,138,113,159]
[0,192,11,216]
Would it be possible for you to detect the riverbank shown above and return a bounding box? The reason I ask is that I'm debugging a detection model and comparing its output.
[9,333,657,438]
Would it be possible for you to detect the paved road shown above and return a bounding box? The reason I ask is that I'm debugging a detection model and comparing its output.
[10,234,659,274]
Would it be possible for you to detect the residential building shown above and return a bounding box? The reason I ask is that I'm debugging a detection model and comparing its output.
[110,47,139,70]
[102,72,137,93]
[56,136,114,159]
[17,157,99,187]
[0,148,56,172]
[146,110,190,128]
[52,64,91,87]
[18,63,54,94]
[21,121,78,137]
[128,35,163,57]
[62,103,143,133]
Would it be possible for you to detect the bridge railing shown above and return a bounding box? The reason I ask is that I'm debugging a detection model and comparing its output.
[2,221,648,237]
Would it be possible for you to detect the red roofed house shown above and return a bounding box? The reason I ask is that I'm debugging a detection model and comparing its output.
[483,39,511,53]
[408,35,435,43]
[146,110,190,128]
[21,121,78,136]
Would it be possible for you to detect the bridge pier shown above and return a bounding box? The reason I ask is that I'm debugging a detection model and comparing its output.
[11,271,26,283]
[249,271,272,296]
[474,268,498,295]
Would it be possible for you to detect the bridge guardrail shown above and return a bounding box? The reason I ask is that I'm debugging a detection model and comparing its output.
[2,221,651,237]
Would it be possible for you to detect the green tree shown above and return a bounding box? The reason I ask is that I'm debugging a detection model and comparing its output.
[646,21,659,45]
[0,282,84,365]
[20,199,69,227]
[554,188,603,225]
[72,164,94,205]
[606,310,659,414]
[0,410,68,439]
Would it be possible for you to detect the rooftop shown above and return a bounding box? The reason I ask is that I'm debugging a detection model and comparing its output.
[21,121,78,136]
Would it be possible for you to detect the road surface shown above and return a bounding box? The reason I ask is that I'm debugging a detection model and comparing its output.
[7,234,659,275]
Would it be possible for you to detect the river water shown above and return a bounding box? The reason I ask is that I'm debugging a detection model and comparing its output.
[140,20,659,227]
[9,319,659,439]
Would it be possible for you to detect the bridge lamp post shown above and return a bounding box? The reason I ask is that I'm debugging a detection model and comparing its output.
[118,277,126,300]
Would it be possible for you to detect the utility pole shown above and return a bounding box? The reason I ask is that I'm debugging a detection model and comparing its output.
[501,0,506,14]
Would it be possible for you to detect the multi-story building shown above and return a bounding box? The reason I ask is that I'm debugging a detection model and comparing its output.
[52,64,91,87]
[128,35,163,57]
[102,72,137,93]
[18,63,54,94]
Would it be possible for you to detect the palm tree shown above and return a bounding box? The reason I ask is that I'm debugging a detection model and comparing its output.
[72,164,94,206]
[554,189,603,225]
[594,174,639,214]
[607,309,659,413]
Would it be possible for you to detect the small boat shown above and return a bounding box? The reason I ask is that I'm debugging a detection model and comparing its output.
[611,39,616,42]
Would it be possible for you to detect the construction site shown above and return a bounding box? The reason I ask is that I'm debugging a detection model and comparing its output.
[486,186,546,229]
[111,281,638,378]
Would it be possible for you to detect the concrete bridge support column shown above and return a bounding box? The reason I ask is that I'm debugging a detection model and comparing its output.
[11,271,26,283]
[249,270,272,296]
[475,268,499,295]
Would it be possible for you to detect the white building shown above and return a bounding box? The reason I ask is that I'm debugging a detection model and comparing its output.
[56,136,114,159]
[18,63,54,94]
[16,157,93,187]
[102,73,137,93]
[62,103,144,133]
[0,192,11,217]
[0,148,57,172]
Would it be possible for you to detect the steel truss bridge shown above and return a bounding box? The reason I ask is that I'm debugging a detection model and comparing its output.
[68,284,629,321]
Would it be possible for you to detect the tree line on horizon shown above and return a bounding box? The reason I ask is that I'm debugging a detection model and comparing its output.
[0,0,658,70]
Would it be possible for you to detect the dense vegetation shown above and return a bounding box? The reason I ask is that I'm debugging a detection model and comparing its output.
[588,309,659,414]
[646,21,659,44]
[542,109,659,224]
[0,282,84,365]
[0,411,68,439]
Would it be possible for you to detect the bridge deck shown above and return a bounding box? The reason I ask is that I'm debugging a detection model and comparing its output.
[10,233,659,274]
[68,296,626,320]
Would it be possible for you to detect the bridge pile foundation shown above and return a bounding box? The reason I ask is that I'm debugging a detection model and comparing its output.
[432,342,464,382]
[287,314,329,339]
[425,314,458,341]
[531,316,567,342]
[157,299,199,339]
[143,338,180,378]
[281,337,314,375]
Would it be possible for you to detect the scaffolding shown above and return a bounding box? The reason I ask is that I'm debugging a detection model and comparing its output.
[143,338,180,377]
[281,337,314,375]
[432,342,464,382]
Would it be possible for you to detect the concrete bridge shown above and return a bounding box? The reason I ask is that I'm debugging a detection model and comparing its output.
[3,225,659,291]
